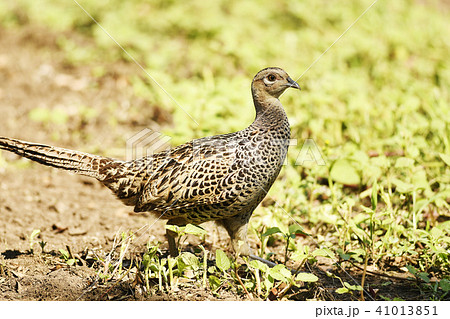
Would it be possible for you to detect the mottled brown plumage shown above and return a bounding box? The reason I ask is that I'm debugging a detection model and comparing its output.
[0,67,300,256]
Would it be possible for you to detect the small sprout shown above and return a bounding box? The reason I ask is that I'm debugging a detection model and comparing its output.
[38,240,47,253]
[59,248,78,266]
[29,229,41,254]
[336,282,362,295]
[336,287,350,294]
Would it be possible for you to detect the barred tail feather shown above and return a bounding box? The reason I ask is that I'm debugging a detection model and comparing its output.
[0,137,113,180]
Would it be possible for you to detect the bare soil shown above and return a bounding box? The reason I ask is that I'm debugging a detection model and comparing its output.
[0,25,442,301]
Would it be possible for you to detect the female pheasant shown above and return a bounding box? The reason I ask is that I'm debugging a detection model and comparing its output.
[0,67,300,256]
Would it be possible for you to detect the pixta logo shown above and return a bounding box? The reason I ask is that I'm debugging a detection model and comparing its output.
[126,128,171,161]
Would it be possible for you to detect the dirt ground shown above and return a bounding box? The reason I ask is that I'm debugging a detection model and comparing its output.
[0,26,441,301]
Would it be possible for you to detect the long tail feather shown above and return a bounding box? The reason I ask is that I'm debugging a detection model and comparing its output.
[0,137,113,180]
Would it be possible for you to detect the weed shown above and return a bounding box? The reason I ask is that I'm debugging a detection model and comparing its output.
[28,229,41,254]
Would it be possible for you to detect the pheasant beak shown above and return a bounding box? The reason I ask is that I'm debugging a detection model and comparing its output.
[285,77,301,90]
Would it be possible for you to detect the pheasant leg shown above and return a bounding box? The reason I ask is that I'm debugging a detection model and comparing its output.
[220,216,252,256]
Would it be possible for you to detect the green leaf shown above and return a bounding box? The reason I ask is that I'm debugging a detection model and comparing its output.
[405,265,417,275]
[249,260,268,272]
[179,252,200,270]
[215,249,231,272]
[439,279,450,292]
[395,157,415,168]
[290,251,308,263]
[59,249,70,259]
[344,282,363,291]
[208,275,221,291]
[412,170,430,191]
[337,249,351,260]
[49,109,69,125]
[371,180,378,210]
[430,227,443,239]
[66,259,77,266]
[268,264,291,282]
[184,224,207,236]
[262,227,283,237]
[312,248,335,259]
[296,272,318,282]
[340,253,351,260]
[149,264,159,272]
[336,287,349,294]
[29,107,68,125]
[288,224,309,237]
[142,254,151,268]
[168,257,177,268]
[439,153,450,166]
[207,266,217,274]
[417,272,430,283]
[330,159,360,185]
[29,107,50,123]
[392,178,414,193]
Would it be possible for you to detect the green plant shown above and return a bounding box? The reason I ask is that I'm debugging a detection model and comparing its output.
[59,248,78,266]
[406,265,450,301]
[260,224,309,264]
[28,229,41,254]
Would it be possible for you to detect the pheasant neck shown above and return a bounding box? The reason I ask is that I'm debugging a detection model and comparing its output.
[252,93,288,128]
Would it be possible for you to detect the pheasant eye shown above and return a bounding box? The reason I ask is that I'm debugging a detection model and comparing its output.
[267,74,276,81]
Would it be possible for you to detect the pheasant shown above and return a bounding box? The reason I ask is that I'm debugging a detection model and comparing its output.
[0,67,300,257]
